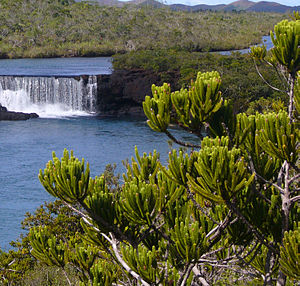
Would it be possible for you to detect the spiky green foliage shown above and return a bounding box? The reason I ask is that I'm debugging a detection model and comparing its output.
[88,260,119,286]
[143,83,172,132]
[188,145,254,203]
[161,149,198,186]
[279,226,300,280]
[66,243,98,282]
[169,216,209,263]
[39,149,91,203]
[270,19,300,75]
[251,45,267,61]
[27,16,299,286]
[123,146,160,182]
[256,111,299,163]
[121,244,163,284]
[29,227,66,268]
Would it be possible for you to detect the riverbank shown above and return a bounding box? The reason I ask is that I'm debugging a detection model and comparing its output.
[0,49,283,119]
[0,1,284,59]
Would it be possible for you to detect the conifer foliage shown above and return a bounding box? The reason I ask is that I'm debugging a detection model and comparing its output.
[29,17,299,285]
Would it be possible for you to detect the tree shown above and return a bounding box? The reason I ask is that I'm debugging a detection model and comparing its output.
[29,17,299,285]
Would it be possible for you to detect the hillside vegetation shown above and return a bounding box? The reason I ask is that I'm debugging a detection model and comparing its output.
[112,50,284,114]
[0,0,284,58]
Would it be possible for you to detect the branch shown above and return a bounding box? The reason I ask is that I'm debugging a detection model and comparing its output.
[192,266,210,286]
[63,201,90,220]
[176,121,204,139]
[233,242,262,272]
[226,200,279,255]
[247,152,274,204]
[102,233,151,286]
[201,246,226,259]
[82,217,100,232]
[264,60,289,89]
[255,172,284,194]
[0,259,22,273]
[253,60,287,93]
[62,268,72,286]
[187,188,220,225]
[288,173,300,185]
[277,161,286,190]
[290,195,300,205]
[180,263,195,286]
[165,129,201,148]
[177,263,194,286]
[79,200,137,247]
[207,217,238,247]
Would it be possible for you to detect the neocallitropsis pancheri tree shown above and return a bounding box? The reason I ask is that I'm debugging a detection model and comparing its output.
[29,16,299,285]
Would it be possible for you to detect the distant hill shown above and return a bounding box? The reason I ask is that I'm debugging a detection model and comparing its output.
[224,0,255,11]
[247,1,298,12]
[85,0,300,13]
[170,3,226,11]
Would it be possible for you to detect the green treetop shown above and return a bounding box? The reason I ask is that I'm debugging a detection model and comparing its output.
[25,16,300,286]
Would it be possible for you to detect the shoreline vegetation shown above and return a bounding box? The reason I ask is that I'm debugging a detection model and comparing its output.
[0,0,299,284]
[0,15,298,285]
[110,50,286,117]
[0,0,285,59]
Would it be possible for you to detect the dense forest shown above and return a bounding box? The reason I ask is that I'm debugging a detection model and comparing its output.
[0,0,284,58]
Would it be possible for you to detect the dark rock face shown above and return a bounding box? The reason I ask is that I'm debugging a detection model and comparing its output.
[0,104,39,121]
[96,69,179,117]
[0,104,7,112]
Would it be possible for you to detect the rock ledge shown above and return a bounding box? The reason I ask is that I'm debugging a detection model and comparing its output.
[0,104,39,121]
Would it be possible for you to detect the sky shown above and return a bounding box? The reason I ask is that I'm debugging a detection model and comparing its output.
[155,0,299,6]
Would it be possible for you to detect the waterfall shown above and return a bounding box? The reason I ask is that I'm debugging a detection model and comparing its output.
[0,75,98,118]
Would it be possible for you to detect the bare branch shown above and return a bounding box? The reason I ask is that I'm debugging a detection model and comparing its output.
[264,60,289,89]
[192,266,210,286]
[180,263,195,286]
[290,195,300,205]
[0,259,21,273]
[165,129,201,148]
[233,242,262,272]
[253,60,287,93]
[288,173,300,184]
[176,121,204,139]
[63,201,90,220]
[101,233,151,286]
[177,263,194,286]
[255,172,284,194]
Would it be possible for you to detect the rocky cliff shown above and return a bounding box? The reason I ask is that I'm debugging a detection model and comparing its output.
[96,69,179,117]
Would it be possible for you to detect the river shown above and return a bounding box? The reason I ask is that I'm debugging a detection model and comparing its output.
[0,36,273,250]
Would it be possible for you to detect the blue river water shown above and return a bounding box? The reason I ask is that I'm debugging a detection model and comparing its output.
[0,35,273,250]
[0,57,112,76]
[0,116,196,250]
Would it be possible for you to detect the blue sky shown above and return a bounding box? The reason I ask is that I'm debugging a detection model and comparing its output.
[149,0,299,6]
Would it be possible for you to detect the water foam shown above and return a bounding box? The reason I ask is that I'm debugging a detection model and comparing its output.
[0,76,98,118]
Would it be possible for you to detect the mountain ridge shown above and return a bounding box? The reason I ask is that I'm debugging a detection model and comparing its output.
[86,0,300,13]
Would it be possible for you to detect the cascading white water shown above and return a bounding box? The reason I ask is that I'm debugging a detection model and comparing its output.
[0,76,98,118]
